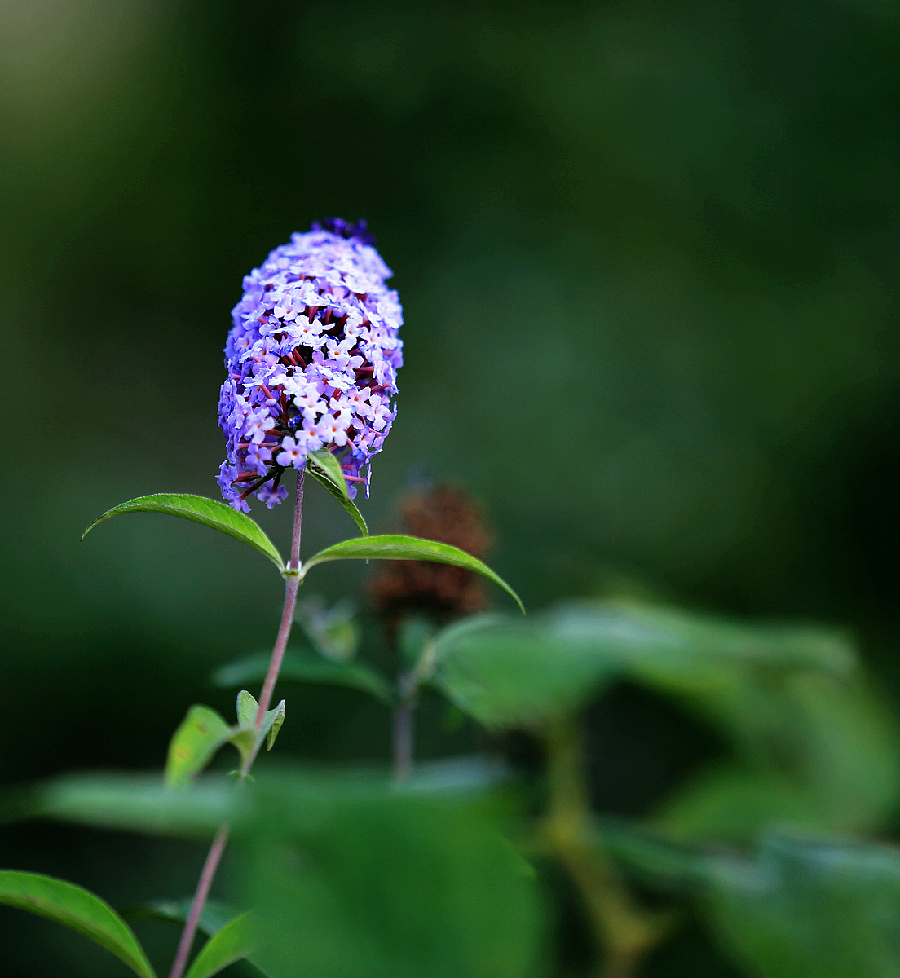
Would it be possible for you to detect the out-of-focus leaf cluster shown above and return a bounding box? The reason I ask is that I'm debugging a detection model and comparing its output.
[7,595,900,978]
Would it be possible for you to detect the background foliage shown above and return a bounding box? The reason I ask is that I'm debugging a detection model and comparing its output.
[2,1,900,975]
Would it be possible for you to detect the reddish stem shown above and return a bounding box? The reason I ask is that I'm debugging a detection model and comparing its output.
[167,469,305,978]
[166,826,230,978]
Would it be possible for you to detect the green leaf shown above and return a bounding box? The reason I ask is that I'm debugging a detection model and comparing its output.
[301,535,524,613]
[235,691,287,753]
[296,597,361,661]
[600,822,900,978]
[428,601,875,752]
[134,901,272,978]
[5,773,237,836]
[542,601,855,689]
[236,689,257,728]
[650,768,830,842]
[166,706,233,788]
[593,817,709,891]
[266,701,286,750]
[307,449,368,536]
[524,602,900,840]
[184,911,258,978]
[215,651,394,705]
[242,767,542,978]
[0,871,156,978]
[704,833,900,978]
[431,616,620,728]
[650,664,900,841]
[82,494,284,572]
[399,616,437,669]
[131,899,240,937]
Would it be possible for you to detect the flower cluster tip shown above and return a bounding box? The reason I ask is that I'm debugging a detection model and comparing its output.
[217,221,402,510]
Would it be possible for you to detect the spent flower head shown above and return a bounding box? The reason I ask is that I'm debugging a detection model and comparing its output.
[370,483,492,625]
[217,219,403,510]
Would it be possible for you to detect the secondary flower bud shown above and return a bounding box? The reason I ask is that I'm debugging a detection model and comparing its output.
[217,220,403,510]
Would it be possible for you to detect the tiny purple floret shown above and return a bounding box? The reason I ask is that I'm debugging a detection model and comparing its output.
[217,221,402,509]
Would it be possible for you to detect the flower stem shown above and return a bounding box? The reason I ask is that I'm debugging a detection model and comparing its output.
[166,826,230,978]
[167,469,305,978]
[252,469,304,736]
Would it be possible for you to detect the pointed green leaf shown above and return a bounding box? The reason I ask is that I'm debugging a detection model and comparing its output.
[0,871,156,978]
[184,911,258,978]
[301,535,524,613]
[166,706,233,788]
[82,494,284,571]
[134,901,272,977]
[234,691,287,754]
[307,449,368,536]
[236,690,258,728]
[266,700,286,750]
[214,652,393,704]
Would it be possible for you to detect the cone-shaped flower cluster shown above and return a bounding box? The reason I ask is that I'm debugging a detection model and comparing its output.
[217,220,402,510]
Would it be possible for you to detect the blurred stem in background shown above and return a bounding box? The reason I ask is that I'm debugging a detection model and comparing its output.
[542,716,671,978]
[393,668,418,784]
[168,471,306,978]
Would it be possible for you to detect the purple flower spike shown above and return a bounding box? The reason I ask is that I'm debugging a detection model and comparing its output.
[217,221,403,509]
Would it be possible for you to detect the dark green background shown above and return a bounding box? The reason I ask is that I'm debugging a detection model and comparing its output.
[1,1,899,975]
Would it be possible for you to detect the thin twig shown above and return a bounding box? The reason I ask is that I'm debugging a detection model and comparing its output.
[166,826,230,978]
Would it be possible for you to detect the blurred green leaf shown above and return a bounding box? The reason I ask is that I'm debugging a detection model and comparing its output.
[593,817,709,891]
[546,605,900,841]
[12,761,534,978]
[651,768,828,842]
[166,706,233,788]
[431,602,855,731]
[300,535,524,613]
[544,601,855,686]
[132,899,240,936]
[215,652,393,705]
[295,597,361,662]
[705,833,900,978]
[431,615,619,728]
[5,773,237,836]
[82,494,284,571]
[651,667,900,842]
[7,761,509,837]
[0,871,155,978]
[307,449,368,536]
[602,821,900,978]
[242,767,541,978]
[184,911,258,978]
[568,603,900,838]
[431,601,900,837]
[399,616,437,670]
